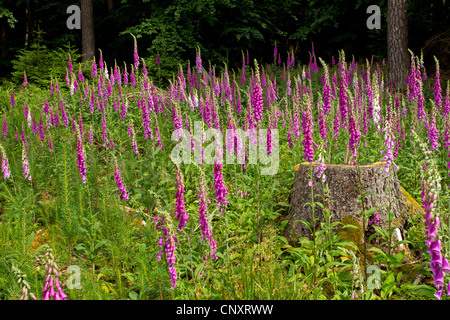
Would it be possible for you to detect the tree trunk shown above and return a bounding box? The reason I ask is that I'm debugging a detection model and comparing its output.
[387,0,409,89]
[81,0,95,62]
[283,162,422,242]
[106,0,114,13]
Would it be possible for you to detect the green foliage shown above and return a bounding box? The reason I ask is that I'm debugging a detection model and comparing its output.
[10,43,83,87]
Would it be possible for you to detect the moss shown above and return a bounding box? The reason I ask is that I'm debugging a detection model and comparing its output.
[337,215,363,252]
[294,162,387,171]
[400,186,424,217]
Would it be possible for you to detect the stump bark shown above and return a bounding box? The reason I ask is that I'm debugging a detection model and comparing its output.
[284,162,421,242]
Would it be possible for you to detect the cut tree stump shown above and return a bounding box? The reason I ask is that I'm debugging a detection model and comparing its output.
[283,162,423,243]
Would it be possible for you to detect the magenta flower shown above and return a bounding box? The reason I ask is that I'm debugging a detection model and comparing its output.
[11,89,15,107]
[154,214,178,289]
[197,177,218,260]
[132,34,140,70]
[213,163,228,212]
[42,246,67,300]
[76,130,86,183]
[434,57,442,108]
[2,116,7,139]
[368,211,380,225]
[251,71,264,123]
[380,123,398,174]
[92,57,97,78]
[99,50,104,72]
[174,166,188,230]
[196,47,202,73]
[49,135,53,155]
[114,160,129,201]
[22,147,31,181]
[301,101,314,163]
[0,145,11,179]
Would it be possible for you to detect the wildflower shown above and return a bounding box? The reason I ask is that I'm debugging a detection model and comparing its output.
[413,130,448,299]
[60,99,69,127]
[22,146,31,181]
[88,126,94,146]
[132,34,140,70]
[251,61,264,123]
[2,116,7,138]
[11,89,15,107]
[76,129,87,183]
[130,65,136,87]
[213,162,228,212]
[197,176,218,260]
[273,41,277,60]
[174,166,188,230]
[434,57,442,108]
[0,144,11,179]
[78,64,84,83]
[91,57,97,78]
[314,152,327,183]
[23,71,27,88]
[49,135,53,155]
[444,81,450,117]
[427,109,439,151]
[368,210,380,225]
[38,118,45,142]
[128,122,138,155]
[301,99,314,163]
[196,47,202,74]
[380,123,398,174]
[12,265,37,300]
[41,246,67,300]
[320,58,332,115]
[155,214,178,289]
[114,159,129,201]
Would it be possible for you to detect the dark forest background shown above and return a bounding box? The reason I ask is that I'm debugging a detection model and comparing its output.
[1,0,449,85]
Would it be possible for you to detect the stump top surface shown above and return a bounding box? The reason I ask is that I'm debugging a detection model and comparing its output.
[293,162,387,171]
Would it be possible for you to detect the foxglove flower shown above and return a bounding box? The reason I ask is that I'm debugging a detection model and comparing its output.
[301,100,314,163]
[91,57,97,78]
[380,123,398,174]
[174,166,188,230]
[49,135,53,155]
[128,123,138,155]
[197,177,218,260]
[413,130,448,299]
[11,89,15,107]
[114,160,129,201]
[12,265,37,300]
[214,162,228,213]
[155,214,178,289]
[0,144,11,179]
[76,129,86,183]
[132,34,140,70]
[22,147,31,181]
[368,210,380,225]
[251,62,264,123]
[2,116,7,139]
[41,246,67,300]
[434,57,442,108]
[196,47,202,73]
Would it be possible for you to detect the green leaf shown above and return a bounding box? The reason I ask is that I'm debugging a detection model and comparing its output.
[129,291,139,300]
[336,241,359,251]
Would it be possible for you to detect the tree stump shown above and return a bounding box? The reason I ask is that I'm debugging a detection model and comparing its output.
[283,162,423,243]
